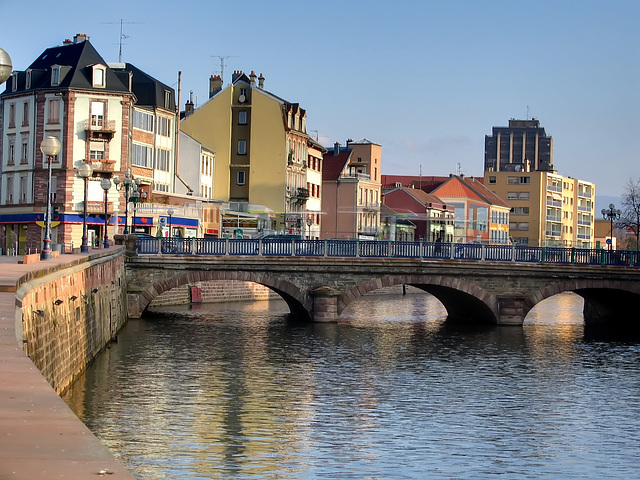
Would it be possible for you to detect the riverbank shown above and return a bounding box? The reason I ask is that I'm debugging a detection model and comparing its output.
[0,251,134,479]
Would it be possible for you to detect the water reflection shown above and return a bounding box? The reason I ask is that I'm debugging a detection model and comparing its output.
[63,291,640,480]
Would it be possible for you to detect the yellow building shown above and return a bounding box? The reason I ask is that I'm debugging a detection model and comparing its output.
[180,71,310,234]
[484,170,595,247]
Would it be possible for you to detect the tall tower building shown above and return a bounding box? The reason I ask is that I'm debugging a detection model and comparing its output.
[484,118,553,173]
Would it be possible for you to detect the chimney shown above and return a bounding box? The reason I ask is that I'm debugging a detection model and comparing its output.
[73,33,89,44]
[232,70,243,83]
[250,70,257,87]
[258,73,265,89]
[185,100,194,116]
[63,38,73,46]
[209,75,223,98]
[333,142,340,156]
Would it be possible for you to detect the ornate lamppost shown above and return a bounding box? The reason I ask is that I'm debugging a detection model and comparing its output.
[100,178,112,248]
[112,170,134,234]
[130,184,146,235]
[601,203,621,251]
[40,136,61,260]
[77,162,93,253]
[167,208,174,237]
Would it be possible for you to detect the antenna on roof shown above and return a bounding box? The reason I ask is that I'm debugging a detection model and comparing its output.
[526,105,530,120]
[103,19,143,62]
[211,55,237,84]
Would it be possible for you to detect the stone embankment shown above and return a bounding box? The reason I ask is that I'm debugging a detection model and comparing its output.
[0,249,134,479]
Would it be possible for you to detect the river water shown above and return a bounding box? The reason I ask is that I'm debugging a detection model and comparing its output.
[62,291,640,480]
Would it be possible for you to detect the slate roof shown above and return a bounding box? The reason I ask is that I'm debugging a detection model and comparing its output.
[110,63,175,110]
[2,38,130,95]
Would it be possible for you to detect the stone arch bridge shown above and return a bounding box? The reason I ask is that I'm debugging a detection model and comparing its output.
[124,255,640,328]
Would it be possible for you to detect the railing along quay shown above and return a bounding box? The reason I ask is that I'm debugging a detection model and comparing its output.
[134,237,639,267]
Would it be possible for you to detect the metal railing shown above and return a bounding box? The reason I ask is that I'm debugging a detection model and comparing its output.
[134,237,640,267]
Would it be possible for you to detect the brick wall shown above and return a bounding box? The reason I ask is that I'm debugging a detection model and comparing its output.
[16,253,128,394]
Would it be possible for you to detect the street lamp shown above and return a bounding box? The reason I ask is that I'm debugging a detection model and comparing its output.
[40,136,61,260]
[100,178,112,248]
[601,203,621,251]
[167,208,174,237]
[130,184,146,234]
[77,162,93,253]
[0,48,12,85]
[112,170,133,234]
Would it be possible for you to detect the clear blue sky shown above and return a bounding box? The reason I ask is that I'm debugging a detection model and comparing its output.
[2,0,638,205]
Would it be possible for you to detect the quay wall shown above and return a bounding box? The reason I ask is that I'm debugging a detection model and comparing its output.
[15,249,128,395]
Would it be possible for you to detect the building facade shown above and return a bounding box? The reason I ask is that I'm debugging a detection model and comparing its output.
[485,170,595,247]
[322,140,382,239]
[484,118,553,173]
[180,70,313,235]
[0,34,135,253]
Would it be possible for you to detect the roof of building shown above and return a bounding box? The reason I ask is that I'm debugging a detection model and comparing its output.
[381,175,448,192]
[384,186,449,210]
[322,148,352,181]
[3,35,130,96]
[432,175,510,208]
[109,62,175,111]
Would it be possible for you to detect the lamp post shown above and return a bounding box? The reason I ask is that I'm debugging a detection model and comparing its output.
[40,136,61,260]
[112,170,133,234]
[100,178,111,248]
[130,183,146,234]
[167,208,174,237]
[601,203,621,251]
[0,48,12,85]
[77,162,93,253]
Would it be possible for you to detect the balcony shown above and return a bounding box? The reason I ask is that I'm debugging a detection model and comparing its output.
[84,119,116,140]
[77,201,115,214]
[90,159,116,173]
[361,202,381,212]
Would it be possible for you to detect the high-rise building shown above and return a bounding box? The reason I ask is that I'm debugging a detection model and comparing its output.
[484,118,553,173]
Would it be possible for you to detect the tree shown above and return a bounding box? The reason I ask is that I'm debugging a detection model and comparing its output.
[620,178,640,250]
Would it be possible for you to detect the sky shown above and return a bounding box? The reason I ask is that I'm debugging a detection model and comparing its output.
[2,0,638,208]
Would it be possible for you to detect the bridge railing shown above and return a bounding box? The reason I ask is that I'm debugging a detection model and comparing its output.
[133,237,639,267]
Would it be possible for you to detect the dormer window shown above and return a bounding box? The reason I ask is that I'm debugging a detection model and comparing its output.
[51,66,60,86]
[11,73,17,91]
[164,90,171,109]
[92,65,106,88]
[25,70,31,89]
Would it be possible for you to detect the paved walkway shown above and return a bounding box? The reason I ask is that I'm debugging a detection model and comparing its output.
[0,251,135,479]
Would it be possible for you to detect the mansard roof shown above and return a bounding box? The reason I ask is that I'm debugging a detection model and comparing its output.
[3,37,130,95]
[110,62,176,111]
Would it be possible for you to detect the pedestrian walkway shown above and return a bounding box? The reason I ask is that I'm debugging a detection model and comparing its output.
[0,250,134,479]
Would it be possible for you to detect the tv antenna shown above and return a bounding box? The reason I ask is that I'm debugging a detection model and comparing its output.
[211,55,237,84]
[526,105,531,120]
[103,19,143,63]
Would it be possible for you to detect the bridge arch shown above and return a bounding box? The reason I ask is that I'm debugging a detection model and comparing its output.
[340,275,499,324]
[135,270,310,320]
[525,279,640,327]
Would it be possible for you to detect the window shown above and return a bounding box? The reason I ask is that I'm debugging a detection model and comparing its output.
[8,103,15,128]
[92,66,105,87]
[22,101,29,126]
[238,111,247,125]
[237,140,247,155]
[7,140,15,165]
[512,207,529,215]
[157,116,171,137]
[25,70,31,89]
[164,90,171,109]
[155,148,171,172]
[90,101,104,128]
[488,176,496,184]
[237,171,246,185]
[518,192,530,200]
[21,141,28,164]
[133,110,154,132]
[508,176,519,184]
[52,66,60,86]
[131,142,153,168]
[507,192,518,200]
[48,98,60,124]
[519,176,530,184]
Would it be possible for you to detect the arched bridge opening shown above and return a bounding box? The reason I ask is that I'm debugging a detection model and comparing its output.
[130,270,310,321]
[338,275,499,325]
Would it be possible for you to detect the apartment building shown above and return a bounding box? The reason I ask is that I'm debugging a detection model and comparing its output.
[485,170,595,247]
